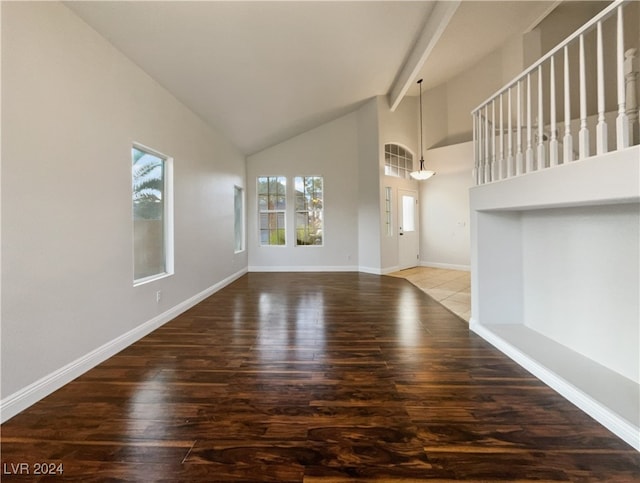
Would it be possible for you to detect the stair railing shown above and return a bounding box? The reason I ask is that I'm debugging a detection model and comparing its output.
[472,0,638,185]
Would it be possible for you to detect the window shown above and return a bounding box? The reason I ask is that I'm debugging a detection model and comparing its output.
[385,186,393,236]
[402,194,416,232]
[132,145,173,284]
[384,143,413,179]
[234,186,244,252]
[295,176,323,246]
[258,176,286,246]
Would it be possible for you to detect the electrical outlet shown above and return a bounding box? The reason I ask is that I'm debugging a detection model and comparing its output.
[156,290,162,303]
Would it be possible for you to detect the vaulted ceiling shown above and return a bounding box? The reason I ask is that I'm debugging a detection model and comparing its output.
[66,1,557,155]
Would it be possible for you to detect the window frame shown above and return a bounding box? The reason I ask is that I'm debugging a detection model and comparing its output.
[385,186,393,237]
[384,143,414,179]
[294,175,324,247]
[257,176,287,247]
[132,143,174,286]
[234,185,245,253]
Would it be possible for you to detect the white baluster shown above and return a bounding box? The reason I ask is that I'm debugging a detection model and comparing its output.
[596,20,608,154]
[616,5,629,150]
[579,34,589,159]
[472,113,478,184]
[526,73,534,171]
[507,87,514,178]
[516,80,523,175]
[625,48,638,145]
[499,94,505,179]
[491,100,497,180]
[549,56,559,166]
[484,105,490,183]
[537,66,546,169]
[563,46,574,162]
[478,112,484,184]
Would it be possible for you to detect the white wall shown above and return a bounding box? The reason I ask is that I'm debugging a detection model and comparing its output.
[445,50,505,146]
[355,99,383,273]
[246,110,360,271]
[420,142,474,270]
[522,203,639,383]
[245,95,423,274]
[422,83,449,150]
[1,2,246,414]
[425,33,526,149]
[416,33,527,270]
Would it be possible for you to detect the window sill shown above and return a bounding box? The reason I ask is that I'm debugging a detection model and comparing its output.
[134,272,173,287]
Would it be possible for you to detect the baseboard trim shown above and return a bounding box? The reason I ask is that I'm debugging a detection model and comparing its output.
[358,266,384,275]
[470,320,640,451]
[420,261,471,271]
[247,265,404,275]
[248,265,359,273]
[380,266,400,275]
[0,268,247,423]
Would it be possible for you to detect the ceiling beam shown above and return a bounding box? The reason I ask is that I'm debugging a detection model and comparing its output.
[388,0,460,111]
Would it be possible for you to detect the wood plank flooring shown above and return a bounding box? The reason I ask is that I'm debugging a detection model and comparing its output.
[2,272,638,481]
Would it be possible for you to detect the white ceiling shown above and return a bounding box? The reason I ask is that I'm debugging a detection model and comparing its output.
[66,1,557,155]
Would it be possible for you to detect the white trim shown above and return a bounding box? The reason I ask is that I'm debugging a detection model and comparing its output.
[133,271,172,287]
[380,266,400,275]
[0,268,247,423]
[470,320,640,451]
[247,266,410,275]
[257,175,287,247]
[358,266,388,275]
[420,261,471,271]
[234,184,246,254]
[383,143,415,179]
[164,156,175,275]
[249,265,359,273]
[132,143,174,285]
[294,175,324,247]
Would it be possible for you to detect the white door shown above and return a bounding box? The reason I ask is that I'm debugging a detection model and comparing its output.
[398,189,419,270]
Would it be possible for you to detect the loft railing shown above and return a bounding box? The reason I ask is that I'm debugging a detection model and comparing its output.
[472,0,639,185]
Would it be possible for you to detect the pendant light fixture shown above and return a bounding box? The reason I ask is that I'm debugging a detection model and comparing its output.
[410,78,435,180]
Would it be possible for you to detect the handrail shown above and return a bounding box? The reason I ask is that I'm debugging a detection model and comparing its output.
[472,0,628,114]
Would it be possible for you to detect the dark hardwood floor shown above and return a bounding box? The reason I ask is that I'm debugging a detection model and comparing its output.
[2,272,638,481]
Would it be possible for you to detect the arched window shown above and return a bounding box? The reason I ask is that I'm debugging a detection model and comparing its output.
[384,143,413,179]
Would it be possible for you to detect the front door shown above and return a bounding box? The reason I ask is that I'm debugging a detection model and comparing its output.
[398,189,419,270]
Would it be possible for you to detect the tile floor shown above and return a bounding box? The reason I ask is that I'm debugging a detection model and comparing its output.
[387,266,471,322]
